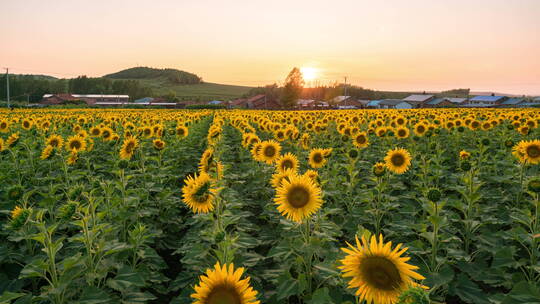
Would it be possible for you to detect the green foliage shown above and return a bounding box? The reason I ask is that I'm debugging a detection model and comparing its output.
[104,66,202,84]
[280,67,304,109]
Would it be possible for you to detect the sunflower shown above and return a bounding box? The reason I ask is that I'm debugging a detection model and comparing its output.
[153,139,166,150]
[384,148,411,174]
[40,145,54,160]
[21,119,32,130]
[339,234,425,304]
[518,125,530,136]
[0,138,5,151]
[413,123,427,136]
[199,148,215,173]
[308,148,328,169]
[395,127,409,139]
[250,142,264,161]
[259,140,281,164]
[459,150,470,160]
[0,119,10,132]
[513,140,540,164]
[182,172,216,213]
[120,137,139,160]
[270,168,296,188]
[101,127,114,141]
[373,162,386,177]
[353,132,369,148]
[176,125,189,138]
[301,133,310,150]
[6,133,19,147]
[90,126,101,137]
[302,169,319,184]
[191,262,260,304]
[274,174,323,223]
[276,152,299,173]
[46,134,64,149]
[67,151,78,165]
[65,135,86,153]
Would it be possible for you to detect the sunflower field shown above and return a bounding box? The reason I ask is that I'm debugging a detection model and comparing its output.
[0,108,539,304]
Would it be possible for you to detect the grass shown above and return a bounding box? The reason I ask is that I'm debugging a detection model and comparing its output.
[129,77,252,101]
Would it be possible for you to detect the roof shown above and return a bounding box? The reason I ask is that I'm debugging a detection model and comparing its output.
[470,95,505,102]
[134,97,154,103]
[208,100,223,105]
[332,96,352,103]
[446,98,467,104]
[461,103,493,107]
[246,94,266,103]
[367,100,382,107]
[501,98,525,105]
[403,95,434,102]
[297,99,315,105]
[231,98,247,106]
[426,98,446,105]
[533,97,540,102]
[43,94,129,99]
[380,99,407,106]
[94,102,128,105]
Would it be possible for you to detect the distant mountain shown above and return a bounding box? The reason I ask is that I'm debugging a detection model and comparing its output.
[104,67,202,85]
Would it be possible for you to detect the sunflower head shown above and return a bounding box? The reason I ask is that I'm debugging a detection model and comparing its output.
[9,206,31,229]
[459,150,470,160]
[373,162,386,177]
[384,148,412,175]
[353,132,369,148]
[309,148,329,169]
[276,153,299,173]
[153,139,166,151]
[339,234,426,304]
[259,140,281,164]
[182,172,216,214]
[274,174,323,223]
[191,262,260,304]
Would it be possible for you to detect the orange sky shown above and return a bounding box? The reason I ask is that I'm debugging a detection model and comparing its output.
[1,0,540,95]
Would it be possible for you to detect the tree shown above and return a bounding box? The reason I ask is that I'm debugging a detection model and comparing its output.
[280,67,304,109]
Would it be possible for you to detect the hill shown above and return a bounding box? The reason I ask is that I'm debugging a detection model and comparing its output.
[104,67,202,85]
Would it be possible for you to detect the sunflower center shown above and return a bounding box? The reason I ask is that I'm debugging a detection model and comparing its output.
[264,146,276,157]
[206,285,242,304]
[391,154,405,166]
[70,141,81,150]
[0,122,6,129]
[417,125,425,133]
[281,159,294,170]
[50,139,59,147]
[356,135,366,144]
[527,145,540,158]
[287,186,310,208]
[361,256,403,291]
[313,153,323,163]
[398,130,406,137]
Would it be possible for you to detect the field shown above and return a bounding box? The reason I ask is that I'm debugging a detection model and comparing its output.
[132,78,252,101]
[0,108,539,304]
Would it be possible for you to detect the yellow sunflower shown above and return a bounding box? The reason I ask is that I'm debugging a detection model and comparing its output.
[7,133,20,147]
[459,150,470,160]
[182,172,217,214]
[413,123,427,136]
[176,125,189,138]
[153,139,166,151]
[65,135,86,153]
[302,169,319,184]
[339,234,425,304]
[395,127,409,139]
[384,148,412,174]
[0,119,10,133]
[120,137,139,160]
[101,127,114,141]
[90,126,101,137]
[0,138,5,151]
[308,148,329,169]
[274,174,323,223]
[259,140,281,164]
[191,262,260,304]
[21,119,32,130]
[270,168,296,189]
[513,140,540,164]
[40,145,54,160]
[46,134,64,149]
[353,132,369,148]
[67,151,78,165]
[275,152,299,173]
[199,148,215,173]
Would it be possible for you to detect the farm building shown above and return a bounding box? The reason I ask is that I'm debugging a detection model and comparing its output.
[498,98,526,107]
[468,95,507,106]
[425,98,456,108]
[231,94,280,109]
[402,94,434,107]
[379,99,413,109]
[41,94,129,105]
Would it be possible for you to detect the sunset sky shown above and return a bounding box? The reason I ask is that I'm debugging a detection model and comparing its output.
[1,0,539,94]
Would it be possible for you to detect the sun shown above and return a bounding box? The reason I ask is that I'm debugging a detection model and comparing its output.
[300,67,318,81]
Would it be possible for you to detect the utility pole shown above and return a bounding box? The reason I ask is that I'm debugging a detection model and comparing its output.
[4,68,10,108]
[344,76,348,107]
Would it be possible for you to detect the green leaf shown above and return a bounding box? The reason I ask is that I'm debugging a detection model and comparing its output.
[78,286,111,304]
[449,274,490,304]
[307,287,333,304]
[106,266,145,291]
[0,292,26,304]
[501,281,540,304]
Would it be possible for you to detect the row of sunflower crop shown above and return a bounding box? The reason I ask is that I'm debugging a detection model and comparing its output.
[1,108,539,304]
